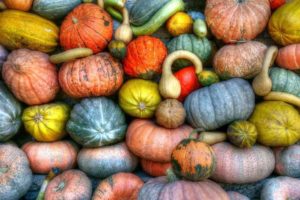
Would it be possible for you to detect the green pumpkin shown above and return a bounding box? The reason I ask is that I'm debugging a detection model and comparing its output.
[67,97,127,147]
[0,82,22,141]
[108,40,126,60]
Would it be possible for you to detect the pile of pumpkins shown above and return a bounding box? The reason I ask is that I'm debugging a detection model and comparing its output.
[1,0,300,199]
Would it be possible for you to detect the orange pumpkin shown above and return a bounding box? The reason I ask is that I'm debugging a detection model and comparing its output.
[59,53,123,98]
[276,44,300,70]
[2,49,59,105]
[4,0,33,11]
[60,3,113,53]
[140,159,171,177]
[123,36,167,79]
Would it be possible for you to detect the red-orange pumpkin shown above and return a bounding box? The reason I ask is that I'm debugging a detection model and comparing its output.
[140,159,171,177]
[123,36,167,79]
[60,3,113,53]
[3,0,33,11]
[276,44,300,70]
[59,53,123,98]
[2,49,59,105]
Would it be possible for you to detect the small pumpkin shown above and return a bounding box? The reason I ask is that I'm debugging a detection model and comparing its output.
[166,12,193,36]
[198,70,219,86]
[3,0,33,11]
[140,159,171,177]
[0,45,8,72]
[108,40,127,60]
[276,44,300,70]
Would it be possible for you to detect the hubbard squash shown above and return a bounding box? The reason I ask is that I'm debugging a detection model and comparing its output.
[3,0,33,11]
[276,44,300,70]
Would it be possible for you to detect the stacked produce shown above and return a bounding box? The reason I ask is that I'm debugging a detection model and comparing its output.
[0,0,300,199]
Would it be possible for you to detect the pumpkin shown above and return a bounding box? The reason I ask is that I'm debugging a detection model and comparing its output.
[0,82,22,142]
[2,49,59,105]
[32,0,81,20]
[198,70,219,86]
[211,142,275,184]
[22,141,78,174]
[166,12,193,36]
[188,11,205,21]
[108,40,127,60]
[140,159,171,177]
[126,119,193,162]
[93,172,144,200]
[184,78,255,131]
[213,41,267,79]
[0,143,32,200]
[22,103,70,142]
[0,45,8,72]
[3,0,33,11]
[270,0,286,10]
[123,36,167,79]
[276,44,300,70]
[249,101,300,147]
[119,79,161,118]
[77,142,138,178]
[227,121,258,148]
[45,170,92,200]
[227,191,250,200]
[60,3,113,53]
[67,97,127,148]
[59,52,123,98]
[205,0,271,43]
[0,10,58,53]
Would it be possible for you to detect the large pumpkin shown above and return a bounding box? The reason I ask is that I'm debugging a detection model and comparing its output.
[276,44,300,70]
[22,141,78,174]
[60,3,113,53]
[140,159,171,177]
[3,0,33,11]
[67,97,127,147]
[0,10,58,53]
[126,119,193,162]
[0,143,32,200]
[77,143,138,178]
[211,142,275,184]
[2,49,59,105]
[59,53,123,98]
[205,0,271,43]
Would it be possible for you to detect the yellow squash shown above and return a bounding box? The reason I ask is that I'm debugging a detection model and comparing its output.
[22,103,70,142]
[0,10,58,53]
[166,12,193,36]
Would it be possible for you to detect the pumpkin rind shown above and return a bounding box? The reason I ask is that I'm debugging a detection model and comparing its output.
[276,44,300,70]
[140,159,171,177]
[3,0,33,11]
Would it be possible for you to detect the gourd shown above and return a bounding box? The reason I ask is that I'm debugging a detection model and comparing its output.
[276,44,300,70]
[166,12,193,36]
[49,48,93,64]
[140,159,171,177]
[108,40,127,60]
[3,0,33,11]
[193,19,208,38]
[198,70,220,86]
[114,7,133,44]
[198,132,227,145]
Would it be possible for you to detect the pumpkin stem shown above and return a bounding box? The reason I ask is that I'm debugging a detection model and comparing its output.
[189,129,202,139]
[166,169,179,182]
[72,17,79,24]
[36,168,60,200]
[138,102,146,111]
[264,92,300,107]
[34,113,43,123]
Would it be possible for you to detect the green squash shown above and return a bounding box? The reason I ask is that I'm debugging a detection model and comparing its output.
[198,70,220,87]
[108,40,126,60]
[67,97,127,147]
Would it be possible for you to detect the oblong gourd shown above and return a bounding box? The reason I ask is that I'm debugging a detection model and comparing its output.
[49,48,93,64]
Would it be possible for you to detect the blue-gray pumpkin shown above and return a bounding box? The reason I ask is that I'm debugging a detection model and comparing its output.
[67,97,127,148]
[184,78,255,130]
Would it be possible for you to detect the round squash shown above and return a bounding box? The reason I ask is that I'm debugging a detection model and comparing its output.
[0,143,32,200]
[166,12,193,36]
[108,40,127,60]
[3,0,33,11]
[0,45,8,72]
[276,44,300,70]
[227,191,250,200]
[249,101,300,147]
[198,70,220,86]
[22,103,70,142]
[140,159,171,177]
[77,142,138,178]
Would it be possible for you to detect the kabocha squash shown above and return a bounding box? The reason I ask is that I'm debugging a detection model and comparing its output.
[22,103,70,142]
[0,10,58,53]
[3,0,33,11]
[0,82,22,142]
[184,78,255,131]
[227,192,250,200]
[198,70,219,87]
[77,143,138,178]
[140,159,171,177]
[0,143,32,200]
[276,44,300,70]
[212,142,275,184]
[205,0,271,43]
[126,119,193,162]
[67,97,127,148]
[2,49,59,105]
[93,173,144,200]
[166,12,193,36]
[119,79,161,118]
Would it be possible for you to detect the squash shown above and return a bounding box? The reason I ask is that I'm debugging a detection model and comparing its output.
[22,141,78,174]
[270,0,286,10]
[0,10,58,53]
[0,82,22,142]
[114,7,133,44]
[166,12,193,36]
[184,78,255,131]
[0,45,8,72]
[93,173,143,200]
[67,97,127,148]
[227,192,250,200]
[198,70,220,87]
[33,0,81,20]
[2,49,59,105]
[193,19,208,38]
[205,0,271,43]
[249,101,300,147]
[140,159,171,177]
[198,131,227,145]
[0,143,32,200]
[119,79,161,118]
[276,44,300,70]
[108,40,127,60]
[59,52,123,98]
[4,0,33,11]
[22,103,70,142]
[49,48,93,64]
[77,142,138,178]
[212,142,275,184]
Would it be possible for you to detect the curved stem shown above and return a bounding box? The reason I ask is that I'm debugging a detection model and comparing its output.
[166,169,179,183]
[97,0,104,8]
[36,168,60,200]
[264,92,300,107]
[122,6,129,24]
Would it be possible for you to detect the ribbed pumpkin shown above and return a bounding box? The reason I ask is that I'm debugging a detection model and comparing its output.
[59,53,123,98]
[140,159,171,177]
[212,142,275,184]
[93,173,144,200]
[22,141,78,174]
[227,191,250,200]
[77,143,138,178]
[0,45,8,72]
[205,0,271,43]
[276,44,300,70]
[0,143,32,200]
[126,119,193,162]
[22,103,70,142]
[67,97,127,148]
[3,0,33,11]
[0,10,58,53]
[213,41,267,79]
[60,3,113,53]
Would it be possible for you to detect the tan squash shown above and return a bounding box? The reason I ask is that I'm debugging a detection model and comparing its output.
[49,48,93,64]
[199,132,227,145]
[114,7,133,44]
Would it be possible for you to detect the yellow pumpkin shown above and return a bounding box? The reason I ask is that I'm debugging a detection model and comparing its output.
[22,103,70,142]
[249,101,300,147]
[0,10,58,53]
[166,12,193,36]
[119,79,161,118]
